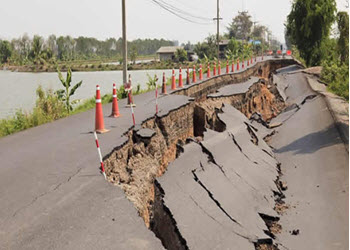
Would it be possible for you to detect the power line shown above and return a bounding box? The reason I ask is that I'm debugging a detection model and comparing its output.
[157,0,212,21]
[149,0,213,25]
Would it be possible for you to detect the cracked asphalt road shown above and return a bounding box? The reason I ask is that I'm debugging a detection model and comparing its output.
[1,57,345,250]
[270,70,349,250]
[0,56,270,249]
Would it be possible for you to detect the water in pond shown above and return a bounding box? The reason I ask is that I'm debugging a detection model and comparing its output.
[0,69,173,119]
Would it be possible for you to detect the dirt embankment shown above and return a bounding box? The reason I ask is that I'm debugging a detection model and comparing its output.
[102,59,294,249]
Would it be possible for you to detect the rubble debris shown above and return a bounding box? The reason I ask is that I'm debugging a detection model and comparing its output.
[278,180,288,191]
[290,229,300,235]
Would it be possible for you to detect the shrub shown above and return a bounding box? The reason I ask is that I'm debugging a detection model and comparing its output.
[146,74,158,90]
[0,86,67,137]
[321,62,349,100]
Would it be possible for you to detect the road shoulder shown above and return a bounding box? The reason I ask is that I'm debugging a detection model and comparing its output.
[306,74,349,151]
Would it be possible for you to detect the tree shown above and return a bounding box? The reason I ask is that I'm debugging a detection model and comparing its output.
[337,12,349,64]
[242,43,253,60]
[194,35,216,59]
[227,11,253,40]
[284,27,292,49]
[225,38,241,60]
[130,45,138,64]
[0,40,12,63]
[29,35,44,64]
[56,68,83,113]
[19,34,31,60]
[47,35,58,58]
[251,25,266,41]
[286,0,337,66]
[174,48,187,62]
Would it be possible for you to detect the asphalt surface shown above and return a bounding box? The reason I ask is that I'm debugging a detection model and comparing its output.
[0,56,277,249]
[158,105,279,249]
[270,69,349,249]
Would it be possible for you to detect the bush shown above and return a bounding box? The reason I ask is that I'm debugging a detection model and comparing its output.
[321,62,349,100]
[146,74,158,90]
[0,86,67,137]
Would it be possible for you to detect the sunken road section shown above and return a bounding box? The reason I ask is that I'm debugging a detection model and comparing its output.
[103,58,297,249]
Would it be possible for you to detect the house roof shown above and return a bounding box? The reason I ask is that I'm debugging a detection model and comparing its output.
[156,46,184,54]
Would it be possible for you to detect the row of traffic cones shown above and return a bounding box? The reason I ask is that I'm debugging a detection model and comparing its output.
[95,84,122,133]
[95,77,136,133]
[96,56,265,133]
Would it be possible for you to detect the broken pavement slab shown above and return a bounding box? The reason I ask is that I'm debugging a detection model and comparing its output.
[157,104,281,249]
[208,77,261,97]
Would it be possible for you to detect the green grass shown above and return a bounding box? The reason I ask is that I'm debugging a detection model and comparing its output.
[321,62,349,100]
[0,86,68,137]
[0,83,152,138]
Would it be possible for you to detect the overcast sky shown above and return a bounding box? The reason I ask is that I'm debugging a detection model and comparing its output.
[0,0,348,44]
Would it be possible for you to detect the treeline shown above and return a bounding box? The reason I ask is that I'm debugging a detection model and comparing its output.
[194,10,280,60]
[0,34,174,65]
[285,0,348,99]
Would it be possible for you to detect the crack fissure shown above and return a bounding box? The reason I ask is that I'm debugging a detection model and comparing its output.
[150,180,189,250]
[192,169,241,226]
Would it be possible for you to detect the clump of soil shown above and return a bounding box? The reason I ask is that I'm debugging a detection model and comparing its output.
[274,202,290,215]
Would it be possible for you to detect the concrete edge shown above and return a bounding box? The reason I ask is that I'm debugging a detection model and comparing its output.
[305,75,349,152]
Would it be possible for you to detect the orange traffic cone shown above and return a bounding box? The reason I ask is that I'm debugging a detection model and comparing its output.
[178,67,183,88]
[171,69,176,90]
[226,60,229,73]
[199,64,203,80]
[218,61,221,75]
[207,63,211,78]
[213,62,217,76]
[192,65,196,83]
[237,59,240,71]
[109,83,120,117]
[247,59,250,66]
[95,85,109,133]
[161,72,167,95]
[231,60,234,72]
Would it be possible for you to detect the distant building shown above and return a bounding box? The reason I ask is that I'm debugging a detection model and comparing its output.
[156,46,184,61]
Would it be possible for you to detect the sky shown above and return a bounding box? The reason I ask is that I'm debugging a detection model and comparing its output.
[0,0,348,45]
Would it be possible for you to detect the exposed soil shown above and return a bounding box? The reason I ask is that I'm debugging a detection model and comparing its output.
[102,59,294,249]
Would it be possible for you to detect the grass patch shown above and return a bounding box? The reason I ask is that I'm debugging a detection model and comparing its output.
[0,86,67,137]
[321,62,349,100]
[0,83,150,138]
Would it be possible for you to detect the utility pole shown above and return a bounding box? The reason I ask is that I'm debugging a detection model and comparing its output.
[122,0,127,85]
[213,0,222,59]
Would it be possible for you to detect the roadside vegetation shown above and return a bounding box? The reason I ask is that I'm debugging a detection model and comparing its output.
[0,68,151,137]
[285,0,349,100]
[194,11,280,64]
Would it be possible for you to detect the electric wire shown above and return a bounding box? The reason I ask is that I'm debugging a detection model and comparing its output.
[149,0,213,25]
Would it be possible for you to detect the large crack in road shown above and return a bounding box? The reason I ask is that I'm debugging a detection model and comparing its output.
[4,58,345,250]
[103,63,292,249]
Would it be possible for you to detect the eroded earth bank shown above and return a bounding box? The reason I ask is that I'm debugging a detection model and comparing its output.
[102,59,338,249]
